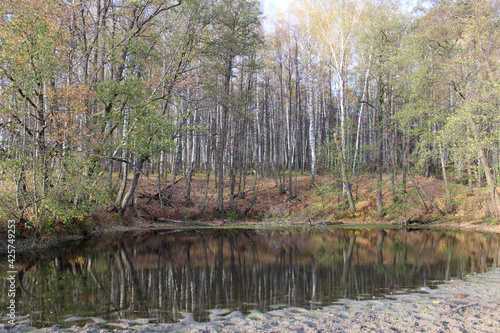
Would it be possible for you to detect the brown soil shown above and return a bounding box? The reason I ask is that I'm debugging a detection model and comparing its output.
[125,172,500,234]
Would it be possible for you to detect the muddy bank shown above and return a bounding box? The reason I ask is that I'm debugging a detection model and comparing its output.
[2,268,499,333]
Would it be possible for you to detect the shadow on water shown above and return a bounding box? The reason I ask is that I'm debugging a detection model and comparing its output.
[1,227,499,327]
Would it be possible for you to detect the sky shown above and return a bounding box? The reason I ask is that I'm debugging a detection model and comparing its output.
[260,0,293,32]
[261,0,292,16]
[260,0,420,19]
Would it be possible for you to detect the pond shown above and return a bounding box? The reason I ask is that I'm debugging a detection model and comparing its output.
[1,227,499,328]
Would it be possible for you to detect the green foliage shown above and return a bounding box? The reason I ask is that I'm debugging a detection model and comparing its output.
[227,209,240,221]
[126,105,178,157]
[316,140,339,175]
[308,178,361,220]
[385,189,412,224]
[0,152,112,236]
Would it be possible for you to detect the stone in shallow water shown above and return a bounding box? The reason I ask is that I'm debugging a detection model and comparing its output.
[15,315,31,322]
[223,311,244,319]
[89,317,106,324]
[267,309,288,317]
[286,307,309,314]
[177,313,196,325]
[226,318,247,326]
[17,320,31,326]
[246,310,266,321]
[106,322,130,329]
[63,316,84,322]
[0,324,36,333]
[268,303,288,310]
[130,318,155,325]
[208,309,231,316]
[79,323,100,332]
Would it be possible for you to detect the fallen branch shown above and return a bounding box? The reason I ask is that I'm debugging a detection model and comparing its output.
[410,176,428,211]
[407,217,438,225]
[146,177,184,203]
[412,175,445,215]
[397,213,417,226]
[233,188,252,199]
[445,302,479,315]
[138,206,151,216]
[315,221,344,226]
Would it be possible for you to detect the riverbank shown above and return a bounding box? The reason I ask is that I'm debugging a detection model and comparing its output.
[2,212,500,254]
[2,266,499,332]
[2,174,500,254]
[2,217,499,254]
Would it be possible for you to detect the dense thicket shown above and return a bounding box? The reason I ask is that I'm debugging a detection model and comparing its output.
[0,0,499,230]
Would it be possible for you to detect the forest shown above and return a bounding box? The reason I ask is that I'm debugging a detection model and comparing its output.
[0,0,499,234]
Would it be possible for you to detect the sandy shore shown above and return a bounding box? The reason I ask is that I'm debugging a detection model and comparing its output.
[2,267,499,333]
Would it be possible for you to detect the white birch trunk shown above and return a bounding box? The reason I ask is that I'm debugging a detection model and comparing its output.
[307,47,316,186]
[351,54,371,181]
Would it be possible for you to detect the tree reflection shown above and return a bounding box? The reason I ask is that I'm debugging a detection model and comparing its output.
[342,232,356,284]
[0,228,499,327]
[377,230,386,266]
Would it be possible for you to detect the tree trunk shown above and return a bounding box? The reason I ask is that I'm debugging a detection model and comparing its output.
[439,142,453,213]
[376,121,384,217]
[352,54,371,182]
[376,79,384,217]
[306,48,316,186]
[114,156,128,209]
[120,156,146,217]
[468,118,500,217]
[218,59,232,212]
[335,133,355,212]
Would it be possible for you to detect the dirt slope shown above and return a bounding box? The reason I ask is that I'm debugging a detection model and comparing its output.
[126,172,500,234]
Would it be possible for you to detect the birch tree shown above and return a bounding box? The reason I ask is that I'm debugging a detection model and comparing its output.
[295,0,318,186]
[306,0,366,211]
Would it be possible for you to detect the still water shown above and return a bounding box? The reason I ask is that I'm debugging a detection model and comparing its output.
[1,227,499,327]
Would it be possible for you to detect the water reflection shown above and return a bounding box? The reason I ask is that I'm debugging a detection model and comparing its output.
[1,228,499,327]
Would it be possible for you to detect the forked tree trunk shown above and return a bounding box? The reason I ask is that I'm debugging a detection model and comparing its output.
[334,133,356,212]
[120,156,146,217]
[439,142,453,213]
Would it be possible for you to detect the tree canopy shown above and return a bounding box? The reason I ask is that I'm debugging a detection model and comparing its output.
[1,0,499,229]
